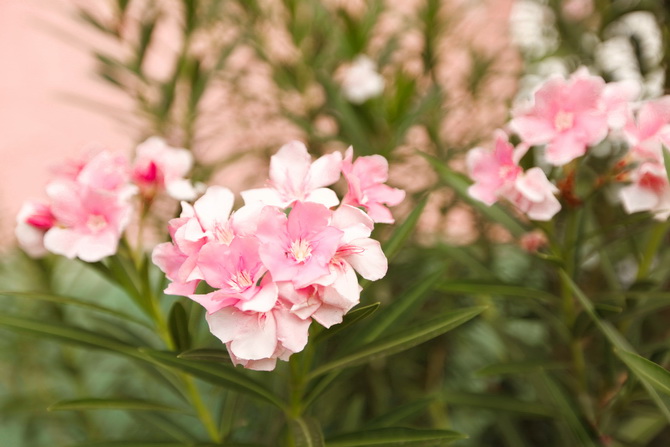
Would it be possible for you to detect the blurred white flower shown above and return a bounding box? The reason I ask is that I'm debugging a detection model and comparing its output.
[340,55,385,104]
[509,0,559,58]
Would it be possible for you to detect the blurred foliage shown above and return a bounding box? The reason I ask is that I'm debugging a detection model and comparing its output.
[4,0,670,446]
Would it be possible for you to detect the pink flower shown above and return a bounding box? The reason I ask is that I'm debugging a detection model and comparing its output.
[510,68,609,166]
[623,97,670,162]
[466,132,523,206]
[192,237,278,314]
[256,202,343,289]
[76,150,133,194]
[15,201,55,258]
[241,141,342,209]
[43,181,133,262]
[279,205,388,327]
[602,80,640,130]
[132,137,198,201]
[341,147,405,223]
[206,300,311,371]
[620,161,670,220]
[506,167,562,221]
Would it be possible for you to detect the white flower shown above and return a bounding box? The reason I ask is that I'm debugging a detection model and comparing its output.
[341,56,385,104]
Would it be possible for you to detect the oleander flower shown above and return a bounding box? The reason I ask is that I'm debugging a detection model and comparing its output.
[256,201,343,289]
[619,161,670,220]
[510,68,609,166]
[43,181,133,262]
[241,141,342,208]
[15,201,55,258]
[506,167,562,221]
[623,96,670,162]
[341,147,405,223]
[132,137,200,201]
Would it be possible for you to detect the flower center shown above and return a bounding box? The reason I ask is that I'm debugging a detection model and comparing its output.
[640,172,667,192]
[213,223,234,245]
[227,270,253,292]
[554,110,575,132]
[87,214,108,233]
[290,239,313,263]
[498,165,520,182]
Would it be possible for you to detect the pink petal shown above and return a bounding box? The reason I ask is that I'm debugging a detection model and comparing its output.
[306,151,343,190]
[344,238,388,281]
[194,186,235,233]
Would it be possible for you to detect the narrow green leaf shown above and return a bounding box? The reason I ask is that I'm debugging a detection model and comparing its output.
[142,349,287,411]
[0,290,149,327]
[308,306,485,379]
[168,301,191,352]
[662,145,670,186]
[438,281,558,302]
[358,269,445,345]
[441,392,556,417]
[477,360,567,377]
[617,350,670,396]
[48,398,185,413]
[421,152,527,237]
[290,416,325,447]
[177,348,230,362]
[313,303,380,343]
[69,442,254,447]
[382,195,428,262]
[0,313,142,359]
[326,427,466,446]
[367,399,434,428]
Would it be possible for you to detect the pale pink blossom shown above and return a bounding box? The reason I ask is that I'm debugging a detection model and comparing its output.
[43,181,133,262]
[506,167,562,221]
[132,137,199,201]
[241,141,342,209]
[206,300,311,371]
[466,132,523,206]
[256,202,343,289]
[340,55,385,104]
[76,150,133,194]
[601,80,640,130]
[620,161,670,220]
[623,97,670,162]
[510,68,609,166]
[281,205,387,327]
[341,147,405,223]
[152,207,204,296]
[192,237,278,314]
[15,201,55,258]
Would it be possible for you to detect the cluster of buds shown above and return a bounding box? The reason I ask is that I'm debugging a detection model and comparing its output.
[152,141,404,370]
[16,138,198,261]
[466,67,670,221]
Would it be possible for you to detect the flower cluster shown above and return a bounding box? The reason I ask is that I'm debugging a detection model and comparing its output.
[152,141,405,371]
[466,67,670,221]
[16,138,197,260]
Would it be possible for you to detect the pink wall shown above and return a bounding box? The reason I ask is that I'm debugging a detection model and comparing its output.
[0,0,131,245]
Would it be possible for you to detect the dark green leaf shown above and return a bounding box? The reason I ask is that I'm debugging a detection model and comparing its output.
[168,301,191,352]
[326,427,467,446]
[441,392,556,417]
[617,350,670,396]
[142,349,287,411]
[177,348,230,362]
[438,281,558,302]
[48,398,185,413]
[308,306,485,379]
[313,302,380,343]
[382,195,428,262]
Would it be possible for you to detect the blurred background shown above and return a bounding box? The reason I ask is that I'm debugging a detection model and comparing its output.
[3,1,670,446]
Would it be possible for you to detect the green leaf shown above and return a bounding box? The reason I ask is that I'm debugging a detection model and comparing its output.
[0,313,142,359]
[382,195,428,262]
[477,360,567,377]
[441,392,556,417]
[69,442,253,447]
[326,427,467,446]
[313,302,380,343]
[290,416,325,447]
[358,269,445,345]
[308,306,485,379]
[177,348,230,362]
[0,290,149,327]
[438,281,558,302]
[48,398,185,413]
[142,349,287,411]
[420,152,527,237]
[617,350,670,396]
[662,145,670,186]
[168,301,191,352]
[367,399,434,428]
